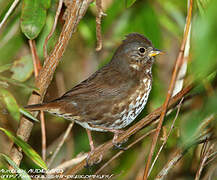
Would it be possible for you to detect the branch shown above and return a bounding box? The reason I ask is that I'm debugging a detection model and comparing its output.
[28,39,42,77]
[143,0,194,178]
[40,111,46,161]
[36,0,93,99]
[94,129,156,175]
[195,142,214,180]
[29,39,46,162]
[155,133,212,180]
[47,122,74,168]
[95,0,106,51]
[43,0,64,58]
[0,0,20,31]
[148,98,184,176]
[9,0,93,167]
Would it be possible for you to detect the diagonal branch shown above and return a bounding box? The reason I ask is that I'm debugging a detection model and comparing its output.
[143,0,194,179]
[148,98,184,176]
[0,0,20,31]
[9,0,93,167]
[155,133,212,180]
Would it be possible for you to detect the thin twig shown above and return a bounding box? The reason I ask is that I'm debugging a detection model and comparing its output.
[155,149,185,180]
[205,150,217,166]
[200,139,209,162]
[196,114,215,136]
[94,129,157,175]
[143,1,193,179]
[47,122,74,168]
[28,40,41,77]
[43,0,63,58]
[0,0,20,31]
[40,111,46,161]
[155,133,212,180]
[50,154,88,173]
[95,0,106,51]
[148,98,184,176]
[195,143,214,180]
[29,39,46,162]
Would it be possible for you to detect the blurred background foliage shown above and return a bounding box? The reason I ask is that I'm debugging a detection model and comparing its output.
[0,0,217,179]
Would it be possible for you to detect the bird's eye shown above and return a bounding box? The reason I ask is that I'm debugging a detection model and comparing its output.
[138,47,146,54]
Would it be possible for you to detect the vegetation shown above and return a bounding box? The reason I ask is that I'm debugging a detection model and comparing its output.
[0,0,217,179]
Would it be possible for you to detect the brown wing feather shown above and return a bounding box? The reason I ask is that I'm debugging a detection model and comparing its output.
[50,65,135,120]
[25,63,136,123]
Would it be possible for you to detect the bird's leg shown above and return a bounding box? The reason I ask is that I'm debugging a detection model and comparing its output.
[85,129,102,167]
[88,124,127,150]
[86,129,94,151]
[112,130,127,151]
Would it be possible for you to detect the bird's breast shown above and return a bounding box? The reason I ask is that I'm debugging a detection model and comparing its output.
[109,76,152,129]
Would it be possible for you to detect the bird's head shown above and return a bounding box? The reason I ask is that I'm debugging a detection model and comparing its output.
[112,33,163,72]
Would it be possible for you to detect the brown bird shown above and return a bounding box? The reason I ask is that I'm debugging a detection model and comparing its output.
[26,33,162,155]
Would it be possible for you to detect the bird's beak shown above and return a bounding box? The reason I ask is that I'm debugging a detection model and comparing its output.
[148,48,164,57]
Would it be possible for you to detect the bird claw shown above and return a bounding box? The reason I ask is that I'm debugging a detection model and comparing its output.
[85,151,103,168]
[112,132,128,151]
[113,142,127,151]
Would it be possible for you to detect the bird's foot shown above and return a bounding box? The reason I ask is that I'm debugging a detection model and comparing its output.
[112,130,128,151]
[85,150,103,168]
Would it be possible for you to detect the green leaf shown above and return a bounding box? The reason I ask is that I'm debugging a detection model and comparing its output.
[19,107,39,122]
[0,153,31,180]
[0,15,23,65]
[11,55,33,82]
[0,34,24,65]
[126,0,137,8]
[196,0,210,15]
[21,0,51,39]
[0,88,20,121]
[191,0,217,81]
[0,127,47,169]
[0,64,12,73]
[0,75,38,92]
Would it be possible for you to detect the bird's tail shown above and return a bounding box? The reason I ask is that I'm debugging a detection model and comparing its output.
[25,103,51,111]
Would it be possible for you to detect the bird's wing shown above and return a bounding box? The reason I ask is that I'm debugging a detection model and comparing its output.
[61,65,133,100]
[51,66,135,119]
[26,66,135,122]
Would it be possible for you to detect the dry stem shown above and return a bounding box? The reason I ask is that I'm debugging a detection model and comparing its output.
[94,129,156,176]
[148,98,184,176]
[195,143,214,180]
[29,39,46,161]
[28,40,41,77]
[40,111,46,161]
[9,0,93,167]
[47,122,74,168]
[143,0,193,179]
[155,133,212,180]
[0,0,20,31]
[43,0,64,58]
[95,0,106,51]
